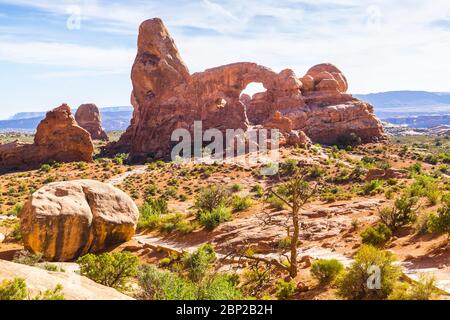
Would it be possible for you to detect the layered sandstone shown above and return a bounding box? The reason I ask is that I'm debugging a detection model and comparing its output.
[75,104,109,141]
[20,180,139,261]
[106,18,385,161]
[0,104,94,171]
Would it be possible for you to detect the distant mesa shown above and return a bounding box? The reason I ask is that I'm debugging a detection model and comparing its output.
[104,18,385,161]
[75,103,109,141]
[0,104,94,171]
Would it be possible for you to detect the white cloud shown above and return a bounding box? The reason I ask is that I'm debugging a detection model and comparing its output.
[0,40,134,73]
[0,0,450,92]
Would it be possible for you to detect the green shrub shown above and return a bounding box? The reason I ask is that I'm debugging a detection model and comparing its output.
[40,164,52,173]
[199,205,231,230]
[252,184,264,198]
[195,185,230,213]
[137,265,242,300]
[275,280,296,300]
[114,153,128,165]
[196,273,243,300]
[8,203,23,217]
[182,244,216,282]
[231,183,242,193]
[13,250,43,266]
[309,165,325,178]
[388,274,439,300]
[138,198,168,230]
[0,278,27,300]
[337,245,401,300]
[280,159,299,176]
[428,194,450,236]
[362,180,384,195]
[0,278,65,301]
[311,259,344,285]
[380,194,419,231]
[266,195,285,210]
[33,284,65,300]
[231,196,253,212]
[77,252,139,290]
[361,223,392,247]
[138,265,196,300]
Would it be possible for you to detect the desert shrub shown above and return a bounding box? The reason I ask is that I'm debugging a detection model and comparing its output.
[196,273,243,300]
[350,165,366,181]
[138,198,168,230]
[137,265,242,300]
[138,265,196,300]
[266,195,285,210]
[13,250,43,266]
[311,259,344,285]
[337,245,401,300]
[415,212,433,235]
[308,165,325,178]
[33,284,65,300]
[0,278,27,300]
[160,213,196,234]
[231,183,242,193]
[428,194,450,236]
[425,188,441,206]
[77,252,139,290]
[252,184,264,198]
[337,133,361,149]
[362,180,384,195]
[8,203,23,217]
[379,194,419,231]
[182,244,216,282]
[39,164,52,173]
[145,184,158,197]
[114,153,128,165]
[199,205,231,230]
[360,223,392,247]
[409,162,422,175]
[388,275,439,300]
[195,185,230,213]
[280,159,299,176]
[275,279,296,300]
[231,196,253,212]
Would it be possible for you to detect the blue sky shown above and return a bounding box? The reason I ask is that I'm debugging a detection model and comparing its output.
[0,0,450,119]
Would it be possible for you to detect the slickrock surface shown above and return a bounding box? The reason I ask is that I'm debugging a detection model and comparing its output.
[20,180,139,261]
[75,104,109,141]
[0,104,94,171]
[106,18,385,161]
[0,260,134,300]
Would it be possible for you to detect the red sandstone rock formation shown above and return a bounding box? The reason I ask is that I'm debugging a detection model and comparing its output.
[75,104,109,141]
[0,104,94,171]
[106,18,385,161]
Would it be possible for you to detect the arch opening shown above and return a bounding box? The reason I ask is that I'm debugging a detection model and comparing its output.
[240,82,267,99]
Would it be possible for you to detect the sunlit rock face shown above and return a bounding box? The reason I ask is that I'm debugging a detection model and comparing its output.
[107,18,385,161]
[0,104,94,171]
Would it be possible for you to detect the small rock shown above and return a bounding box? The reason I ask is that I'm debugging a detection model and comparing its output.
[405,254,415,261]
[297,282,309,293]
[0,233,5,243]
[123,245,142,253]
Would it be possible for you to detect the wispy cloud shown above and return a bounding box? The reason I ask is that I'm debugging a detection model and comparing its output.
[0,40,134,73]
[0,0,450,92]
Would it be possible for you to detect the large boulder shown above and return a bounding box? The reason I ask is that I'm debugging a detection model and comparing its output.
[20,180,139,261]
[0,104,94,171]
[75,104,109,141]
